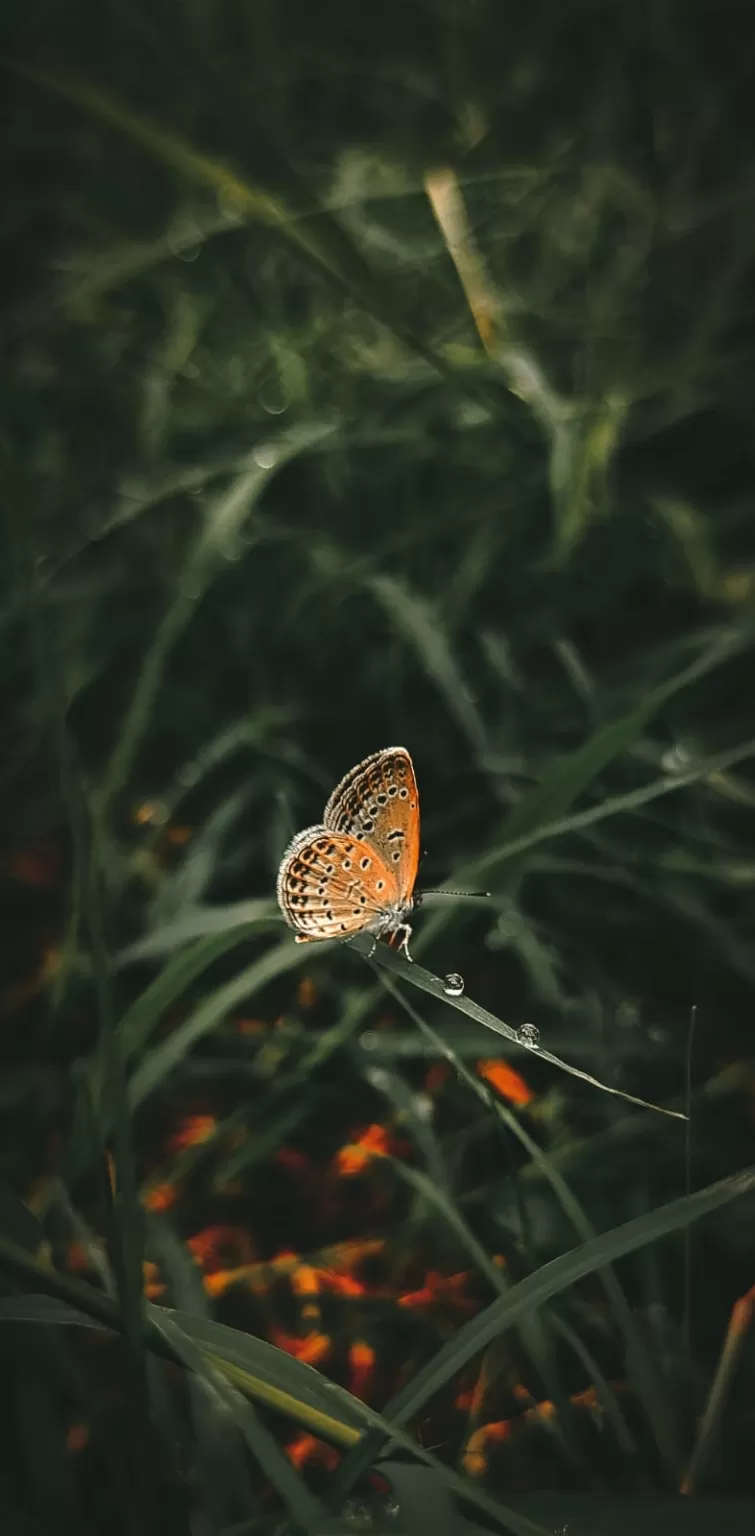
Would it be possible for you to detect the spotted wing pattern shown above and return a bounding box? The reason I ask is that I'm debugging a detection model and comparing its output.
[276,825,401,942]
[323,747,420,905]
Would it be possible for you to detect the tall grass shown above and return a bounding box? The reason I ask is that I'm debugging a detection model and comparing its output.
[3,1,755,1530]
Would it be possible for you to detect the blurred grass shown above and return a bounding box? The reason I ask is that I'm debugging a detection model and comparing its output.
[3,0,755,1530]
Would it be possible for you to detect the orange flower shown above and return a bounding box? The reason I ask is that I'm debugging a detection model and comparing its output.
[169,1114,217,1154]
[270,1328,331,1366]
[142,1182,177,1213]
[463,1420,512,1476]
[478,1059,535,1107]
[67,1422,90,1454]
[335,1124,391,1175]
[398,1269,473,1312]
[285,1432,340,1471]
[349,1340,376,1401]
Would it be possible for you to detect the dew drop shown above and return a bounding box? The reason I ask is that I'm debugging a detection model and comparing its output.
[218,533,244,563]
[341,1500,373,1530]
[216,188,246,222]
[661,740,696,775]
[258,379,289,416]
[443,972,465,997]
[517,1021,540,1049]
[253,442,279,469]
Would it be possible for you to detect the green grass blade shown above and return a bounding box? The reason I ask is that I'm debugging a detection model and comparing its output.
[85,922,258,1132]
[116,901,274,966]
[377,973,675,1474]
[97,419,335,811]
[152,1310,328,1533]
[373,1168,755,1429]
[490,621,755,893]
[366,572,488,759]
[350,935,685,1118]
[0,1266,552,1536]
[127,939,318,1108]
[167,1311,553,1536]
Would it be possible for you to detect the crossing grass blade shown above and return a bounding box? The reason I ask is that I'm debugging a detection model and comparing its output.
[349,933,686,1119]
[378,973,679,1477]
[332,1167,755,1499]
[484,620,755,895]
[0,1261,552,1536]
[151,1309,328,1534]
[126,938,323,1108]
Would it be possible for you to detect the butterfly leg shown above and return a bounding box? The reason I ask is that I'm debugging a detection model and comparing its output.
[394,924,413,963]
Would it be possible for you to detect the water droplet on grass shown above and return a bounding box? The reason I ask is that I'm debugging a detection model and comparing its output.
[443,973,465,996]
[253,442,279,469]
[518,1021,540,1048]
[341,1500,373,1529]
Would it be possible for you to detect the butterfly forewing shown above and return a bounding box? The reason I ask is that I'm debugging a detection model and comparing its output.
[323,747,420,904]
[276,825,401,942]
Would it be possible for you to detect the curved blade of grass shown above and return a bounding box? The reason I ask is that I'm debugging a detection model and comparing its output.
[472,733,755,890]
[0,1286,324,1534]
[383,1169,755,1419]
[166,1310,552,1536]
[348,934,686,1119]
[150,789,252,921]
[366,573,488,760]
[9,66,325,248]
[116,901,274,966]
[0,1272,366,1445]
[127,938,319,1108]
[147,1218,256,1529]
[97,418,336,810]
[152,1309,327,1533]
[399,733,755,994]
[213,1100,316,1189]
[378,973,679,1476]
[9,64,483,404]
[679,1284,755,1495]
[334,1168,755,1495]
[0,1267,551,1536]
[385,1158,608,1482]
[549,395,627,561]
[7,208,243,339]
[362,1062,451,1197]
[86,920,258,1124]
[489,622,755,894]
[515,1059,754,1195]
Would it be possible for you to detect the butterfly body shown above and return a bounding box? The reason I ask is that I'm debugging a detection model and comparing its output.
[276,747,420,959]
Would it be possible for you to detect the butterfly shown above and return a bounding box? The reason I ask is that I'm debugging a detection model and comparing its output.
[276,746,420,960]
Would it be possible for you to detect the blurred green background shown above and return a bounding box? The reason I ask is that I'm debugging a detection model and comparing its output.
[3,2,755,1533]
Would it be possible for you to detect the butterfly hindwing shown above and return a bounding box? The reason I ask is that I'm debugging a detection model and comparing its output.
[276,825,401,941]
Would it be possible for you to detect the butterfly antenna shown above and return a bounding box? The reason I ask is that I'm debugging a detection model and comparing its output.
[416,887,490,902]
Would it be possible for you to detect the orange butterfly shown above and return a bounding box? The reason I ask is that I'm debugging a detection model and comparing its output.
[276,747,420,960]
